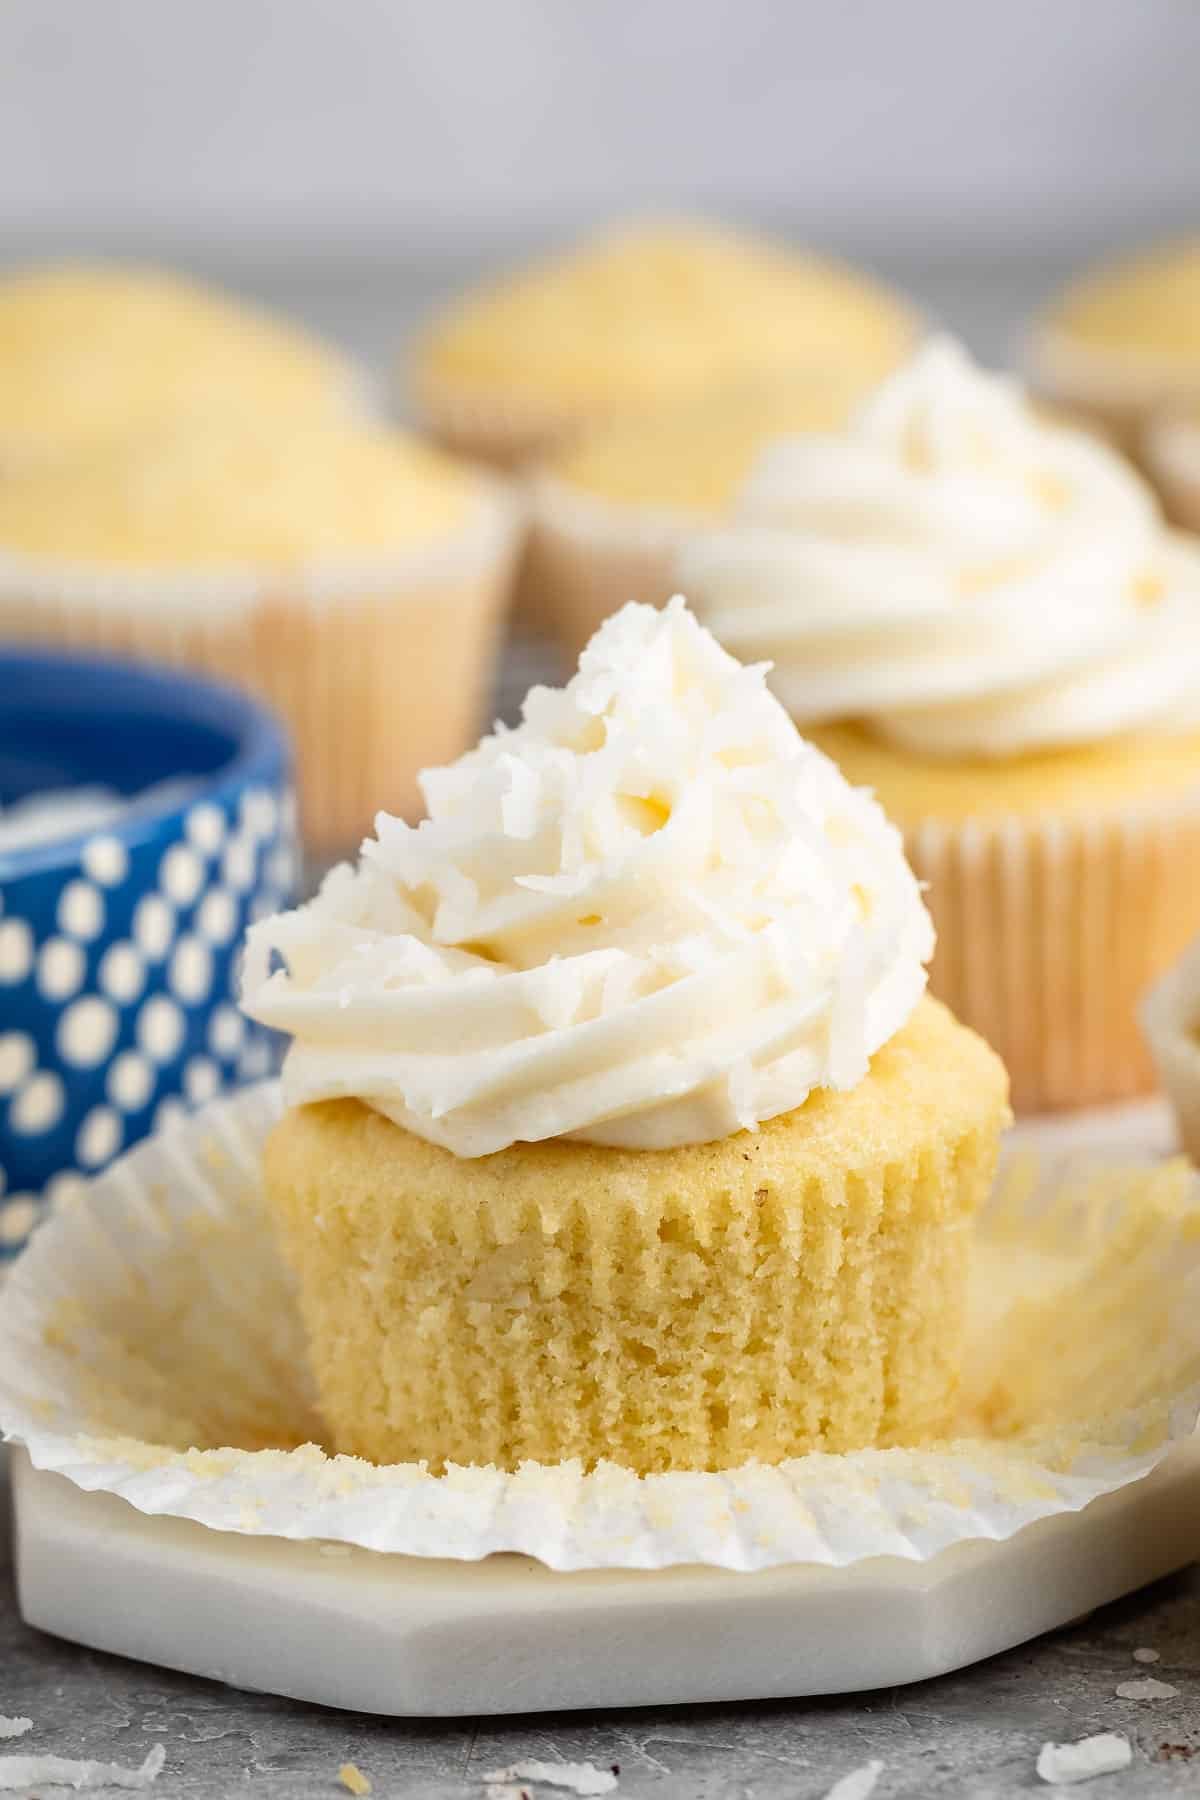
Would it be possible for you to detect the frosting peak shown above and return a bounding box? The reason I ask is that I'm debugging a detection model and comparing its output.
[680,338,1200,756]
[242,599,933,1155]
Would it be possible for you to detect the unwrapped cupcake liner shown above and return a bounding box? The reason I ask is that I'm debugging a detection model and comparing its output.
[0,485,523,854]
[909,794,1200,1114]
[524,473,693,661]
[1,1081,1199,1574]
[1142,936,1200,1165]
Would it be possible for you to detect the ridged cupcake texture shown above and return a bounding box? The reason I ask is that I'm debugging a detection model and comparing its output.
[245,599,1008,1474]
[681,339,1200,1111]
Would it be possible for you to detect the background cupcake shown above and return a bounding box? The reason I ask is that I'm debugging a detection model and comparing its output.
[409,218,920,470]
[681,338,1200,1113]
[0,261,368,472]
[244,599,1007,1475]
[0,423,521,853]
[526,373,882,664]
[1027,238,1200,459]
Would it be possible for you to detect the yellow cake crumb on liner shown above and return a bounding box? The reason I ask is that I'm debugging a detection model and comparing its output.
[0,1082,1197,1574]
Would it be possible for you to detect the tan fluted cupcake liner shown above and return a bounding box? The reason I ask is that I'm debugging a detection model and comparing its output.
[908,796,1200,1114]
[1025,322,1199,463]
[1141,410,1200,534]
[523,472,692,663]
[1141,940,1200,1163]
[0,486,522,854]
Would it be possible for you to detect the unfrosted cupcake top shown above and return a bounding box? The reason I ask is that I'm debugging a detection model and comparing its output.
[547,375,875,516]
[0,262,363,467]
[242,598,934,1156]
[417,220,918,416]
[1041,239,1200,365]
[0,423,477,572]
[680,338,1200,758]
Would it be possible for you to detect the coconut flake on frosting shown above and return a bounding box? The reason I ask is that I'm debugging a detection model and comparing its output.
[679,337,1200,757]
[242,598,933,1155]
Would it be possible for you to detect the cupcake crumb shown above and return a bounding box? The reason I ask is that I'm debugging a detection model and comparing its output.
[338,1764,371,1795]
[1116,1677,1179,1700]
[1133,1646,1161,1663]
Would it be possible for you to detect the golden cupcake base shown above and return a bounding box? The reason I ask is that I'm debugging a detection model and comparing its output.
[263,997,1008,1477]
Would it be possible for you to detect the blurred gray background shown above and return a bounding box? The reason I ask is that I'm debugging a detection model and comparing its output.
[1,0,1198,373]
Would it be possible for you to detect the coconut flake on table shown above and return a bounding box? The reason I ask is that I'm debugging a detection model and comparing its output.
[482,1761,618,1796]
[0,1742,165,1791]
[1132,1646,1161,1663]
[0,1720,30,1741]
[824,1761,884,1800]
[1036,1733,1132,1784]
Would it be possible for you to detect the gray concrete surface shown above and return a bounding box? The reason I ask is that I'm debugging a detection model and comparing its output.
[2,1461,1199,1800]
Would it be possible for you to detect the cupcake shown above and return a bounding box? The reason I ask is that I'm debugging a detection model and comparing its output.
[410,218,920,470]
[0,423,520,852]
[242,597,1008,1475]
[0,261,366,472]
[526,374,877,664]
[1027,238,1200,457]
[680,338,1200,1114]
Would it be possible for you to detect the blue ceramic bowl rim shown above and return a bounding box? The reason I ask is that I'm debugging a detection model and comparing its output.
[0,649,290,885]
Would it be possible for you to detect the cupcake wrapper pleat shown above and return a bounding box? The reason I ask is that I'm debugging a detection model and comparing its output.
[910,801,1200,1113]
[0,492,522,853]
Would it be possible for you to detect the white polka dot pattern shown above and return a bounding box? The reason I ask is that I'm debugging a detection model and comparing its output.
[37,936,86,1001]
[57,880,104,942]
[82,835,129,887]
[1,777,294,1256]
[57,996,119,1068]
[0,918,34,984]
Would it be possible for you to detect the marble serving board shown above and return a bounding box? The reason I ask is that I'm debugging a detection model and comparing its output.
[10,1095,1198,1718]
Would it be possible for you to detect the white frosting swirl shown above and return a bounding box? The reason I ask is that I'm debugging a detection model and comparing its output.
[679,338,1200,757]
[242,598,933,1156]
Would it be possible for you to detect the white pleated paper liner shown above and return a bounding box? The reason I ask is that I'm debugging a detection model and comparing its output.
[1,1081,1199,1574]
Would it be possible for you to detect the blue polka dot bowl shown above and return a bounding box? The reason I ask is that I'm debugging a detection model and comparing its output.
[0,650,294,1256]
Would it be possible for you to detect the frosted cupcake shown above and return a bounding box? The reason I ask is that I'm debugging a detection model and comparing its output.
[243,598,1008,1475]
[0,261,365,471]
[680,339,1200,1113]
[410,219,919,469]
[526,374,877,662]
[0,424,520,852]
[1028,239,1200,458]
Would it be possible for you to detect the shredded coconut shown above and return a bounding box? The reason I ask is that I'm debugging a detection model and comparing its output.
[244,597,932,1156]
[1116,1677,1179,1700]
[824,1760,884,1800]
[0,1742,165,1791]
[482,1760,618,1796]
[1133,1646,1161,1663]
[0,1722,31,1742]
[1036,1734,1132,1784]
